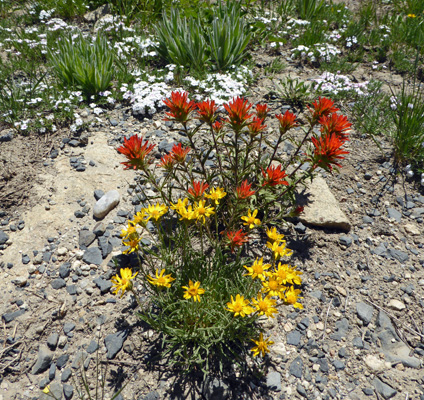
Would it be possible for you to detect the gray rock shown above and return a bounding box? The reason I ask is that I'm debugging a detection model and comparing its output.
[373,243,388,257]
[373,378,397,399]
[296,383,307,398]
[32,345,53,374]
[40,382,62,400]
[57,354,69,369]
[66,285,77,295]
[59,262,71,279]
[61,368,72,382]
[86,340,99,354]
[71,351,87,369]
[79,230,96,249]
[0,230,9,245]
[362,388,374,396]
[94,189,105,201]
[47,333,59,350]
[294,222,306,233]
[82,247,103,265]
[352,337,364,348]
[139,391,160,400]
[316,357,329,373]
[333,360,345,371]
[356,302,374,325]
[63,384,73,400]
[49,362,56,381]
[363,216,374,224]
[2,309,26,323]
[105,331,127,359]
[287,330,301,346]
[388,248,409,263]
[51,278,66,290]
[63,322,76,335]
[387,207,401,222]
[202,376,229,400]
[289,356,303,378]
[339,235,352,247]
[109,119,118,126]
[93,277,112,294]
[93,190,120,219]
[98,236,112,258]
[93,222,106,236]
[298,176,351,231]
[266,371,282,392]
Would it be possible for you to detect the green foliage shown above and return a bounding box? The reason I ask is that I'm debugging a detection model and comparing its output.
[272,76,316,107]
[49,33,115,98]
[154,4,251,73]
[295,0,325,20]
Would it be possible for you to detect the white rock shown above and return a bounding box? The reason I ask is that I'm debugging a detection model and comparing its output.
[364,355,388,373]
[388,299,406,311]
[272,342,286,356]
[93,190,120,219]
[404,223,420,235]
[57,247,68,256]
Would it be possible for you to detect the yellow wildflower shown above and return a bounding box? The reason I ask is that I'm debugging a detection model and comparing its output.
[266,240,293,259]
[241,209,261,229]
[205,187,227,205]
[407,13,416,18]
[266,227,285,244]
[120,221,137,239]
[275,263,302,285]
[250,333,274,357]
[284,286,303,309]
[147,269,175,288]
[182,280,205,302]
[261,274,285,297]
[145,203,168,221]
[226,294,253,317]
[111,268,138,297]
[251,293,278,318]
[170,198,189,212]
[133,209,149,226]
[243,257,271,281]
[122,235,141,255]
[194,200,215,223]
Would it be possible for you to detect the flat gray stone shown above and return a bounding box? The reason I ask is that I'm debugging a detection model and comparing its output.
[79,230,96,249]
[47,333,59,350]
[266,371,282,392]
[105,331,127,359]
[86,340,99,354]
[373,378,397,399]
[388,248,409,263]
[289,356,303,378]
[32,345,53,374]
[0,230,9,245]
[82,247,103,265]
[63,384,74,400]
[93,190,120,219]
[387,207,401,222]
[287,330,301,346]
[298,176,351,231]
[51,278,66,290]
[40,382,62,400]
[356,302,374,325]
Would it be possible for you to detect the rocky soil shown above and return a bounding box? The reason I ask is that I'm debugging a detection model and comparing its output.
[1,11,424,400]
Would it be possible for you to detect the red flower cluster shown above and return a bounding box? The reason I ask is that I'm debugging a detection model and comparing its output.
[248,117,267,137]
[262,164,289,187]
[224,97,253,131]
[197,99,218,125]
[276,110,298,133]
[255,103,270,121]
[171,143,191,163]
[224,229,249,253]
[319,113,351,142]
[310,133,349,171]
[236,180,255,199]
[188,180,209,199]
[212,121,224,134]
[163,91,196,123]
[308,97,339,123]
[158,153,175,171]
[117,135,156,170]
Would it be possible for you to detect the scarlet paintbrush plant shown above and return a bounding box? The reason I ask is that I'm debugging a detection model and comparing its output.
[111,91,350,372]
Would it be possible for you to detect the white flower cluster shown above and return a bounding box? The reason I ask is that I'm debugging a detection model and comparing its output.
[130,79,173,115]
[184,66,252,105]
[70,114,84,133]
[291,43,341,63]
[39,9,55,21]
[345,36,357,48]
[313,72,369,96]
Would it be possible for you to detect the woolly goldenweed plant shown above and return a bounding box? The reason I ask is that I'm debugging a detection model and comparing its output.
[111,92,351,372]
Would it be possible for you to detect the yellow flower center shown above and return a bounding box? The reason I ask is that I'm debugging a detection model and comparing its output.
[269,280,278,290]
[188,287,198,296]
[286,293,296,304]
[258,300,268,311]
[157,277,166,285]
[253,265,264,274]
[233,302,243,312]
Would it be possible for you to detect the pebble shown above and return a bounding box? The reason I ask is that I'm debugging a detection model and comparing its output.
[63,384,73,400]
[59,262,71,279]
[93,190,120,219]
[266,371,282,392]
[387,207,402,222]
[82,247,103,266]
[79,230,96,249]
[388,299,405,311]
[105,331,127,359]
[364,355,388,373]
[286,330,301,346]
[372,378,397,399]
[63,322,76,335]
[289,356,303,378]
[47,333,59,350]
[51,278,66,290]
[56,354,69,369]
[61,368,72,382]
[0,230,9,245]
[356,302,374,325]
[32,345,53,374]
[93,277,112,294]
[86,340,99,354]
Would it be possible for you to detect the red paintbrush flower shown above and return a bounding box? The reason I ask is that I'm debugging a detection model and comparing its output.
[319,113,351,142]
[275,110,298,133]
[262,164,289,187]
[196,99,218,124]
[224,97,253,131]
[188,180,209,199]
[310,133,349,171]
[248,117,267,137]
[171,142,191,163]
[163,91,196,123]
[294,205,304,215]
[255,103,270,121]
[158,153,175,171]
[308,97,339,123]
[117,135,156,170]
[223,229,249,253]
[212,120,224,134]
[236,180,255,199]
